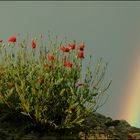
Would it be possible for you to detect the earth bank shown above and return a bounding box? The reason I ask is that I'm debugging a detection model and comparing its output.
[0,110,140,140]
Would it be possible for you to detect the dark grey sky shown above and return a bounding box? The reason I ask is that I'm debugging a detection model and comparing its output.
[0,1,140,127]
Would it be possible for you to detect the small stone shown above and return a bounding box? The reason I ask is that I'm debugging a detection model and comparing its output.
[109,126,115,129]
[79,131,86,140]
[127,132,133,139]
[30,130,34,134]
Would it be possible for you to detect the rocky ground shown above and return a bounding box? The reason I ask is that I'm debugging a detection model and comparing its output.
[0,109,140,140]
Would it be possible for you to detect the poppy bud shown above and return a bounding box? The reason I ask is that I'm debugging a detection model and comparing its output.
[39,79,45,85]
[65,62,73,67]
[47,55,54,61]
[43,64,49,68]
[60,46,65,51]
[63,57,67,64]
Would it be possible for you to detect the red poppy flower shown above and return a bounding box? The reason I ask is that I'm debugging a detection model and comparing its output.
[32,41,36,49]
[69,43,75,50]
[76,50,84,58]
[65,62,73,67]
[47,55,54,61]
[8,37,16,42]
[64,47,70,52]
[60,46,65,51]
[79,44,85,50]
[60,46,70,52]
[0,39,3,42]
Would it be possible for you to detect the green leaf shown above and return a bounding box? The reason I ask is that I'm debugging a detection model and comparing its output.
[20,42,26,48]
[5,88,14,99]
[21,111,29,116]
[75,118,85,125]
[54,78,63,85]
[60,88,65,96]
[70,87,76,96]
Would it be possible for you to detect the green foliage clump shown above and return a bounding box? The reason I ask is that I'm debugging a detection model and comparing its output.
[0,33,111,129]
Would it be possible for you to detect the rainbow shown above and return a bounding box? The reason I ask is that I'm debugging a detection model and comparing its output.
[119,48,140,128]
